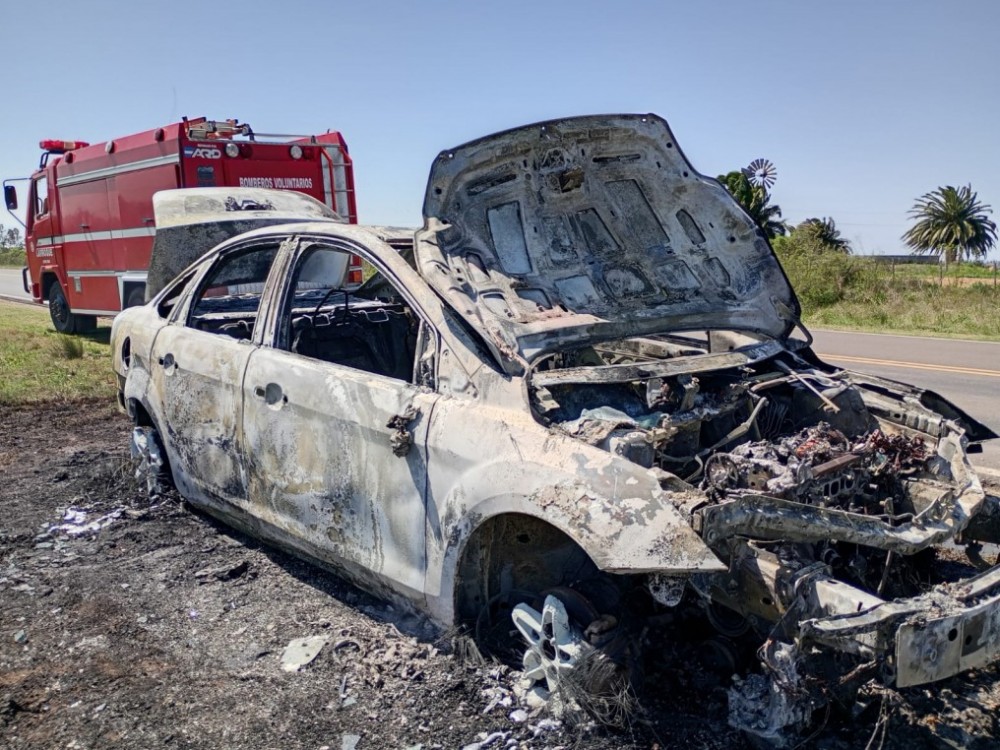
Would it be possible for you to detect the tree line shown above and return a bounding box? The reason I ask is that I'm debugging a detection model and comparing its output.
[717,170,997,263]
[0,223,23,250]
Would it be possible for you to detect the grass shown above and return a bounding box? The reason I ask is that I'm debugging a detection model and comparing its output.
[777,249,1000,340]
[0,247,26,267]
[0,300,115,405]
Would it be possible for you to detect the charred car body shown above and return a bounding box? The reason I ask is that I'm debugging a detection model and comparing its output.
[112,115,1000,741]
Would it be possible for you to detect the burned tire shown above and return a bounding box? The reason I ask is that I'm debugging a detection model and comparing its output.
[49,283,96,334]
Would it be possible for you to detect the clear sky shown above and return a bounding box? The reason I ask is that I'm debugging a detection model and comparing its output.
[2,0,998,257]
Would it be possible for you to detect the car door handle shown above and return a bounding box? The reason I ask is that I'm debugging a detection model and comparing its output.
[254,383,287,407]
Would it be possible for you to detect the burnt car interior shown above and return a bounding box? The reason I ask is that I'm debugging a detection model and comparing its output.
[179,241,420,382]
[187,242,279,339]
[284,245,418,381]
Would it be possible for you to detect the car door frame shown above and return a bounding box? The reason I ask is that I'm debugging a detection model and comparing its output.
[146,234,294,506]
[239,232,444,602]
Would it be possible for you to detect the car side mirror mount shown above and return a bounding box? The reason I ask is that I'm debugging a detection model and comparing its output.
[4,185,17,211]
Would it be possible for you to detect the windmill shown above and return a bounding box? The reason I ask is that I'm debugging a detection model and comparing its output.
[742,158,777,191]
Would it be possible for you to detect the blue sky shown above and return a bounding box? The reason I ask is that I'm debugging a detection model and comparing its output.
[3,0,998,257]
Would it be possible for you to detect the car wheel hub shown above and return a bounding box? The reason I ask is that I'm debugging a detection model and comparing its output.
[512,594,591,698]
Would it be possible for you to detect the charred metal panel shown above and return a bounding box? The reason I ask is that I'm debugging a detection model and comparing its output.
[240,347,437,597]
[420,378,725,625]
[416,114,800,368]
[148,325,254,501]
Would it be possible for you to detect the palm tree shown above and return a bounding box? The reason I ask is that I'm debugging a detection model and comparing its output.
[798,217,851,254]
[902,185,997,264]
[717,171,788,239]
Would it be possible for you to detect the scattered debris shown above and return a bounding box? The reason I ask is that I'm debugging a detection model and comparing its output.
[281,635,330,672]
[193,560,250,582]
[48,506,124,538]
[461,730,509,750]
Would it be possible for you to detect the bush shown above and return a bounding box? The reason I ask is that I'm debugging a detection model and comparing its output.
[773,240,882,309]
[0,246,26,267]
[772,241,1000,339]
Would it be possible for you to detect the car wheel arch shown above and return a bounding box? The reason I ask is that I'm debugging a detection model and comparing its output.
[448,510,601,627]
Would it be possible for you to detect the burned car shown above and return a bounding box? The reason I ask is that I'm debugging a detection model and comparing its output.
[112,115,1000,742]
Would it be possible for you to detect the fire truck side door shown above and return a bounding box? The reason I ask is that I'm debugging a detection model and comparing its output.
[27,176,55,287]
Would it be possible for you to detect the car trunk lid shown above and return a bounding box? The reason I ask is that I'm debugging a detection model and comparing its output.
[146,187,343,299]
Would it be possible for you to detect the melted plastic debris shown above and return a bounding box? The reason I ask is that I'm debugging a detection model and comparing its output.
[49,507,125,538]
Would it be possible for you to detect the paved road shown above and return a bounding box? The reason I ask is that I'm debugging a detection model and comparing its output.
[0,267,29,299]
[811,329,1000,473]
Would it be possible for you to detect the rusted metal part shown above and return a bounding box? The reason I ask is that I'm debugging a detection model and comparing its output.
[802,562,1000,646]
[697,488,977,554]
[530,341,783,387]
[387,406,419,457]
[894,588,1000,687]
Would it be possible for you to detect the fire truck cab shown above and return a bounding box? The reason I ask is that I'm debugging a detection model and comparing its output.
[4,118,358,333]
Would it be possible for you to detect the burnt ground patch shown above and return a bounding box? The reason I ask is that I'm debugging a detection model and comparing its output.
[1,400,998,749]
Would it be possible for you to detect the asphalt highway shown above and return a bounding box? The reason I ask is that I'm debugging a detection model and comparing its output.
[810,329,1000,473]
[0,267,28,299]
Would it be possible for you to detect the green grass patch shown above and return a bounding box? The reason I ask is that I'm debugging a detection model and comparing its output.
[0,300,115,405]
[0,247,26,267]
[776,249,1000,340]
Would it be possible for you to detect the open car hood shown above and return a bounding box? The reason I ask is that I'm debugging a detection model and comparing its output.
[146,188,343,300]
[415,114,801,371]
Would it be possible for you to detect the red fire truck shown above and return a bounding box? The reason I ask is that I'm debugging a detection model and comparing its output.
[3,118,359,333]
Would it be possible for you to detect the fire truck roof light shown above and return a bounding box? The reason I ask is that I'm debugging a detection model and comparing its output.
[39,139,90,153]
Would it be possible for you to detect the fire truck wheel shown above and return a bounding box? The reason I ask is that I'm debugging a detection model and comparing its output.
[48,284,96,335]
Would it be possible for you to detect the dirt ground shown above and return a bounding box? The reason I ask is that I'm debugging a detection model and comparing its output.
[2,400,999,749]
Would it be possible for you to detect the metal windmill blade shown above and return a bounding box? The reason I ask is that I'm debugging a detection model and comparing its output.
[742,159,777,190]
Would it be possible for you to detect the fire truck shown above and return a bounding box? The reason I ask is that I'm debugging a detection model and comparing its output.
[3,118,359,333]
